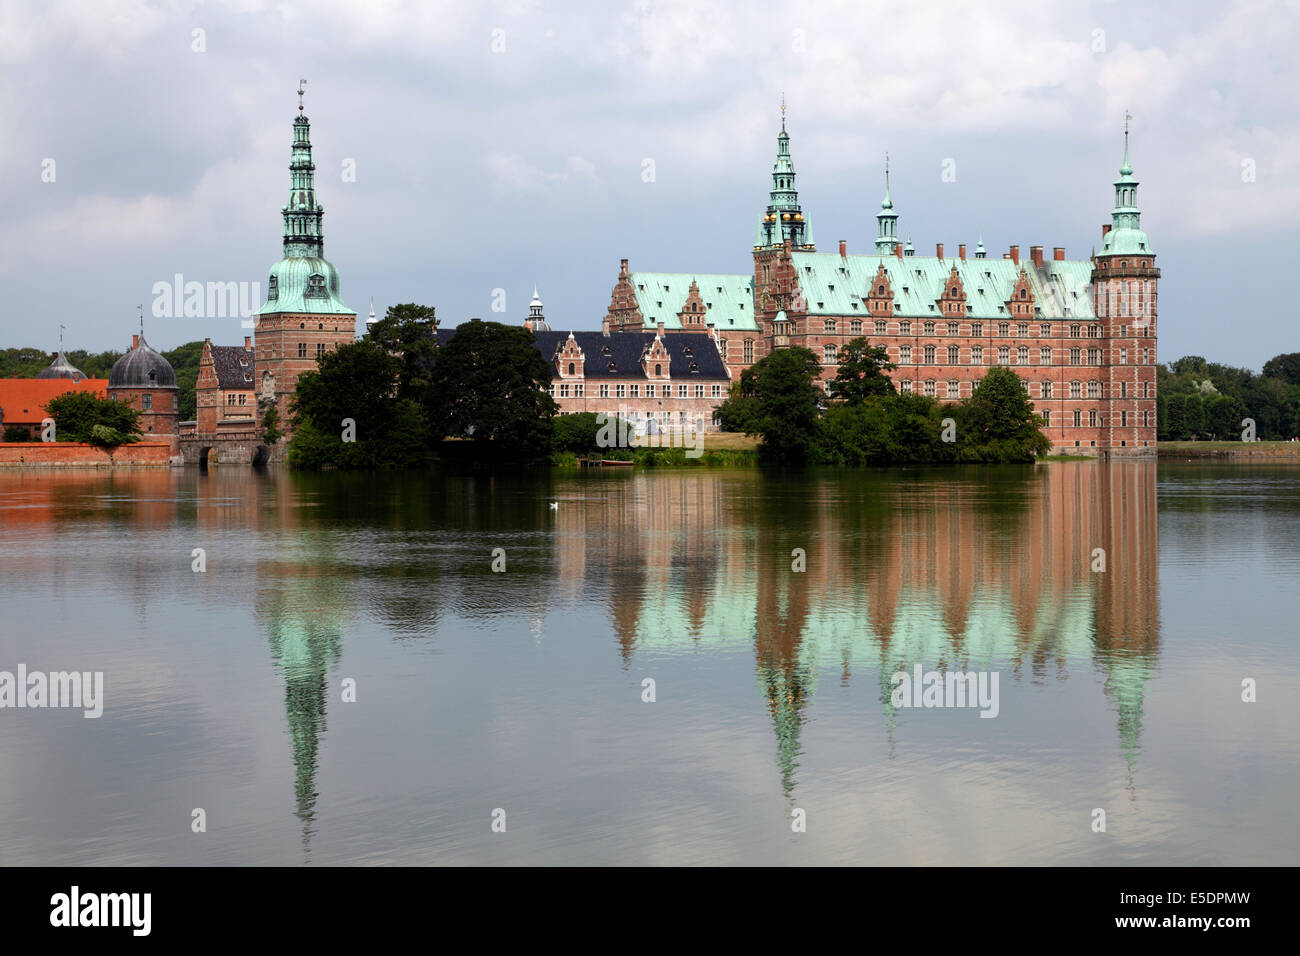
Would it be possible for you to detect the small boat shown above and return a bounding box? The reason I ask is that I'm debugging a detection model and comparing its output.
[599,459,634,467]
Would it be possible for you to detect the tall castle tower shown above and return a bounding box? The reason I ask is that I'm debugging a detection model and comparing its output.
[254,84,356,429]
[1092,125,1159,453]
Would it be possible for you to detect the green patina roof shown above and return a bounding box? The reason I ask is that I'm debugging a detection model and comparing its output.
[789,252,1098,320]
[627,271,759,331]
[259,106,354,318]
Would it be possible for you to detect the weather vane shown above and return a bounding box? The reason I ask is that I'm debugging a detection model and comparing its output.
[1124,110,1132,140]
[298,79,307,113]
[780,92,786,130]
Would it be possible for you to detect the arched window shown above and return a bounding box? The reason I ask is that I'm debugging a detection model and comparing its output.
[654,364,661,376]
[268,275,278,301]
[877,285,885,295]
[304,273,327,298]
[568,363,575,375]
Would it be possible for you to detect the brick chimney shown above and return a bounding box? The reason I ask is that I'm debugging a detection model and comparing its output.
[619,258,629,277]
[839,239,847,258]
[132,334,139,350]
[1101,224,1111,239]
[601,315,610,335]
[936,243,944,260]
[894,243,903,259]
[657,320,665,335]
[244,335,252,349]
[1030,245,1044,267]
[959,244,966,260]
[1053,247,1066,261]
[1009,245,1020,265]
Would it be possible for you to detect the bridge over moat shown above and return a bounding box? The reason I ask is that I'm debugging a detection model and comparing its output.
[178,422,281,467]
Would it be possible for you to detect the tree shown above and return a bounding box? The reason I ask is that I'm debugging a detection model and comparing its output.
[828,337,897,405]
[959,367,1050,460]
[43,391,142,446]
[289,339,431,469]
[1262,352,1300,386]
[426,319,557,462]
[713,381,760,433]
[162,341,205,421]
[735,346,824,463]
[1183,392,1204,439]
[368,303,440,410]
[260,405,283,446]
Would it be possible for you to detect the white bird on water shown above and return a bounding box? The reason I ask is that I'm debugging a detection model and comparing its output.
[549,501,558,511]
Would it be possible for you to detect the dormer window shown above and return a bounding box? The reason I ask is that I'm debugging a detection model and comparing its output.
[689,362,698,372]
[267,275,279,301]
[607,362,616,372]
[683,346,693,356]
[304,273,327,298]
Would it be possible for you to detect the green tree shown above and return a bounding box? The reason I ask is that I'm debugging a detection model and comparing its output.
[1262,352,1300,386]
[3,425,31,442]
[289,339,431,469]
[1204,393,1247,440]
[162,341,204,421]
[958,367,1050,461]
[368,303,440,409]
[713,381,760,433]
[828,337,897,405]
[1183,392,1204,439]
[426,319,557,462]
[736,346,824,463]
[44,391,142,445]
[260,404,283,446]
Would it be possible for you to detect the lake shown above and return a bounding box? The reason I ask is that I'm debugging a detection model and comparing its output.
[0,461,1296,865]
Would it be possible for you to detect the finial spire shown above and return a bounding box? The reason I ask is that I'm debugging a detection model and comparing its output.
[780,92,786,131]
[137,304,144,338]
[59,323,65,353]
[298,79,307,113]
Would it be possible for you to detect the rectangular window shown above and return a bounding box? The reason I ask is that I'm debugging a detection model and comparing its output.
[924,380,935,397]
[559,384,570,398]
[1070,324,1081,338]
[630,385,639,397]
[824,345,838,364]
[924,345,935,364]
[1088,348,1100,365]
[1039,323,1051,336]
[1073,409,1082,427]
[711,384,721,397]
[948,345,959,364]
[1120,382,1127,398]
[1040,347,1052,365]
[142,394,152,410]
[678,385,688,397]
[899,320,912,335]
[574,384,583,397]
[743,340,754,363]
[316,343,326,358]
[1089,409,1098,427]
[1018,346,1029,365]
[1042,409,1050,426]
[1018,323,1028,337]
[850,320,862,334]
[899,345,911,364]
[924,321,935,335]
[1070,348,1081,366]
[298,343,307,358]
[1087,381,1100,398]
[900,380,912,394]
[947,380,958,398]
[874,320,887,335]
[947,322,959,336]
[971,346,983,365]
[824,319,837,333]
[599,384,609,398]
[1121,410,1127,427]
[998,322,1009,337]
[997,346,1009,365]
[693,384,702,397]
[1042,381,1053,398]
[1070,381,1081,398]
[616,384,626,398]
[971,322,983,337]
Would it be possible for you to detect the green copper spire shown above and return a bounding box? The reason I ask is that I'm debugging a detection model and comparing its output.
[875,156,899,255]
[259,83,354,317]
[756,102,813,250]
[1100,119,1154,257]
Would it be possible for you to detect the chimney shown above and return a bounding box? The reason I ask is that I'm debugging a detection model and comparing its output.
[244,335,252,349]
[657,320,665,335]
[959,244,966,261]
[936,243,944,260]
[601,315,610,335]
[1101,224,1111,238]
[839,239,847,258]
[894,242,903,259]
[1053,247,1066,261]
[619,258,629,277]
[1030,245,1044,267]
[132,334,139,350]
[1009,245,1019,265]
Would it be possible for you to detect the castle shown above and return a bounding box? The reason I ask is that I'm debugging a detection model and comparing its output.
[603,110,1159,455]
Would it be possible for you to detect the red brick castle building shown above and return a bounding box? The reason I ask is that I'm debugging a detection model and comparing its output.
[605,113,1159,456]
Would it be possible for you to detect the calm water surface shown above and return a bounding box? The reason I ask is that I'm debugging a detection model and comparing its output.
[0,462,1296,865]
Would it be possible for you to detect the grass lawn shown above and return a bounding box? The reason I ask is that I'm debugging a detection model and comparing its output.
[1160,440,1294,451]
[703,431,762,451]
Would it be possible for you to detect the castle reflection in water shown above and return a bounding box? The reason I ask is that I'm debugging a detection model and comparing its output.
[0,460,1157,843]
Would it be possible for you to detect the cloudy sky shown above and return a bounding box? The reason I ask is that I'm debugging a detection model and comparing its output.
[2,0,1297,370]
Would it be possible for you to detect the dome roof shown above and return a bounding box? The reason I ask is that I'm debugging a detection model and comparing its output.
[109,334,176,389]
[36,352,87,381]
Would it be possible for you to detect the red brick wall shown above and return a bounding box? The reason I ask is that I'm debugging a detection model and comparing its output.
[254,311,357,429]
[0,441,172,467]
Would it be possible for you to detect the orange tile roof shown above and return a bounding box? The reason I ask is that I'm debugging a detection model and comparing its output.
[0,379,108,427]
